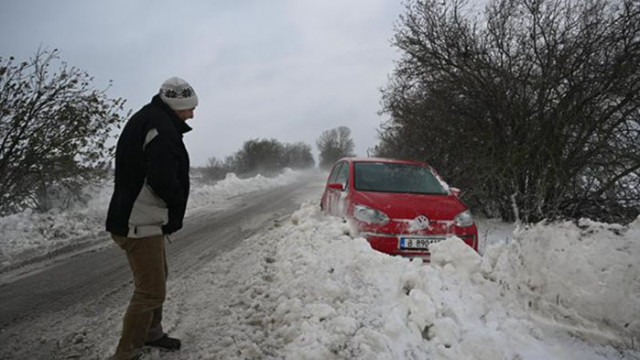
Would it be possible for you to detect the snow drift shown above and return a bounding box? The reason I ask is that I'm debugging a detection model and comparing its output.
[154,201,638,359]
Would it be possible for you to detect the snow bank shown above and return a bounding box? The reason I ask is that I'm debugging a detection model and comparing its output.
[0,184,113,268]
[483,217,640,345]
[188,169,300,210]
[158,202,637,360]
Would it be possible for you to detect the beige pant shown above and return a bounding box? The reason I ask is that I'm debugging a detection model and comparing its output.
[112,234,168,360]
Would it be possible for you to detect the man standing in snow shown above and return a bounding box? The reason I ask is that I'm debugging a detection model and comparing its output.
[106,77,197,360]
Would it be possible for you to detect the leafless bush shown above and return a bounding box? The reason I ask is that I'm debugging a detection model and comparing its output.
[0,48,126,215]
[377,0,640,223]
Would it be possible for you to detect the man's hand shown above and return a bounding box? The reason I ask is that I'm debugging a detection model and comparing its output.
[162,220,182,235]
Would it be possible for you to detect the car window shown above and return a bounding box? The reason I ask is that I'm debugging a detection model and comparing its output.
[353,162,447,195]
[335,161,349,186]
[328,162,344,183]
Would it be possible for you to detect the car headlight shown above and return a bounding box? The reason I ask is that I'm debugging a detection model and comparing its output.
[353,205,389,225]
[455,210,474,227]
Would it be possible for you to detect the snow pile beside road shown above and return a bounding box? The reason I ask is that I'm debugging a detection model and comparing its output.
[188,169,301,210]
[160,202,638,360]
[0,184,113,268]
[484,217,640,344]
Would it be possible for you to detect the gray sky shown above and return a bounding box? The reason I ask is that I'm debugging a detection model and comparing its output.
[1,0,405,166]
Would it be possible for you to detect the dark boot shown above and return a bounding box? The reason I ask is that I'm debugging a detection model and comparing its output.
[144,334,181,351]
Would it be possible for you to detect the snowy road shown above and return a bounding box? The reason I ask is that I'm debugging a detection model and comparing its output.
[0,173,325,359]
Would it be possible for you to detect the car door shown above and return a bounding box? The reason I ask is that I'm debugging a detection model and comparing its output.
[322,162,342,212]
[327,161,350,216]
[324,161,349,216]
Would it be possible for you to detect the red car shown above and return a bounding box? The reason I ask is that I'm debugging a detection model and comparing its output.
[321,157,478,259]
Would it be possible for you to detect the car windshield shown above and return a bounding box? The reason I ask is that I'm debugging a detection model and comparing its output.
[354,162,448,195]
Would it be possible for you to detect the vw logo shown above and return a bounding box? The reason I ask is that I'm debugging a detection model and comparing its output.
[413,215,430,230]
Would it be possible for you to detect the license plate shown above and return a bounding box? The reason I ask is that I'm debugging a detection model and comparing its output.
[399,237,444,250]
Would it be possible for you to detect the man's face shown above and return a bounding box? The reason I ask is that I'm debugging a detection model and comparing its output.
[175,108,195,121]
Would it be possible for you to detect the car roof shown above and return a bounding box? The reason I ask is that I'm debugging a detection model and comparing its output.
[338,157,428,166]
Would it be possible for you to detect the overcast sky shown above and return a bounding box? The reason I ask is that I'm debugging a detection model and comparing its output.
[1,0,408,166]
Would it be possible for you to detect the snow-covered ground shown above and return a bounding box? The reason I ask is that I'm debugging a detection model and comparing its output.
[1,170,639,359]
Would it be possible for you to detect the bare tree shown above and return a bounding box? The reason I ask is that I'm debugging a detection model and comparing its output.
[316,126,355,169]
[283,142,315,169]
[200,157,229,183]
[220,138,315,178]
[233,138,285,176]
[0,48,127,215]
[377,0,640,223]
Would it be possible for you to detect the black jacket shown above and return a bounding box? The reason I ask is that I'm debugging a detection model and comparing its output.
[106,95,191,237]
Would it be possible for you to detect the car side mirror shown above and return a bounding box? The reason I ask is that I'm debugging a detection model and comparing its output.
[450,187,462,197]
[328,182,344,191]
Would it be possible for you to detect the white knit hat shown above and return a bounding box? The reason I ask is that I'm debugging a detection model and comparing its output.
[159,77,198,110]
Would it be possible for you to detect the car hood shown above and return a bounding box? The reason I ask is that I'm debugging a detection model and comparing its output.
[353,191,466,220]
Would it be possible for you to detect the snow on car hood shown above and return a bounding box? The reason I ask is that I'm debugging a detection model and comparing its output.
[353,190,466,220]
